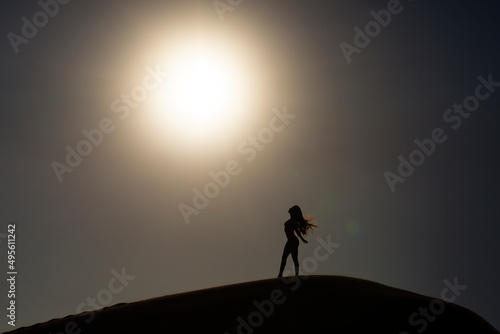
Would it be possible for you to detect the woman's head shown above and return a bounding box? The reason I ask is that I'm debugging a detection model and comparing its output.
[288,205,317,235]
[288,205,303,219]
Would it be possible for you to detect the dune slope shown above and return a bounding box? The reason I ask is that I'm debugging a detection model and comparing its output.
[5,275,498,334]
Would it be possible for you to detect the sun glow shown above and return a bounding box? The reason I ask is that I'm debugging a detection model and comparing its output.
[149,40,254,145]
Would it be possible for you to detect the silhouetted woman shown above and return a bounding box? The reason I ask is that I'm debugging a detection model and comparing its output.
[278,205,317,277]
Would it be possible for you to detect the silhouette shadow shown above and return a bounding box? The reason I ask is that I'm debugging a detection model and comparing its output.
[278,205,317,277]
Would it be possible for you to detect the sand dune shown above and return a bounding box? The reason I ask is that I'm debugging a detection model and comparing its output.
[5,275,498,334]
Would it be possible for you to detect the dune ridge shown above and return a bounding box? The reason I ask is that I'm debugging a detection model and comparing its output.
[5,275,498,334]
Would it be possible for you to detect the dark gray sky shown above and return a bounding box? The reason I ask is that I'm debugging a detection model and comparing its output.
[1,0,499,332]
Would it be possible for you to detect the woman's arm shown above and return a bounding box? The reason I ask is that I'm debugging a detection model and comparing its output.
[295,229,308,244]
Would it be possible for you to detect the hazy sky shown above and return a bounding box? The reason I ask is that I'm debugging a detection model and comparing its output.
[1,0,499,332]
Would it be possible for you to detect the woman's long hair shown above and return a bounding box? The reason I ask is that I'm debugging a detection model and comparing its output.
[289,205,317,236]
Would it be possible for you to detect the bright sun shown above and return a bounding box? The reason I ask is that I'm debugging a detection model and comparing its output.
[149,40,253,145]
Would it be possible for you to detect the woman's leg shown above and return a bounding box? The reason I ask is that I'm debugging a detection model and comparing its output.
[278,242,292,277]
[291,244,299,275]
